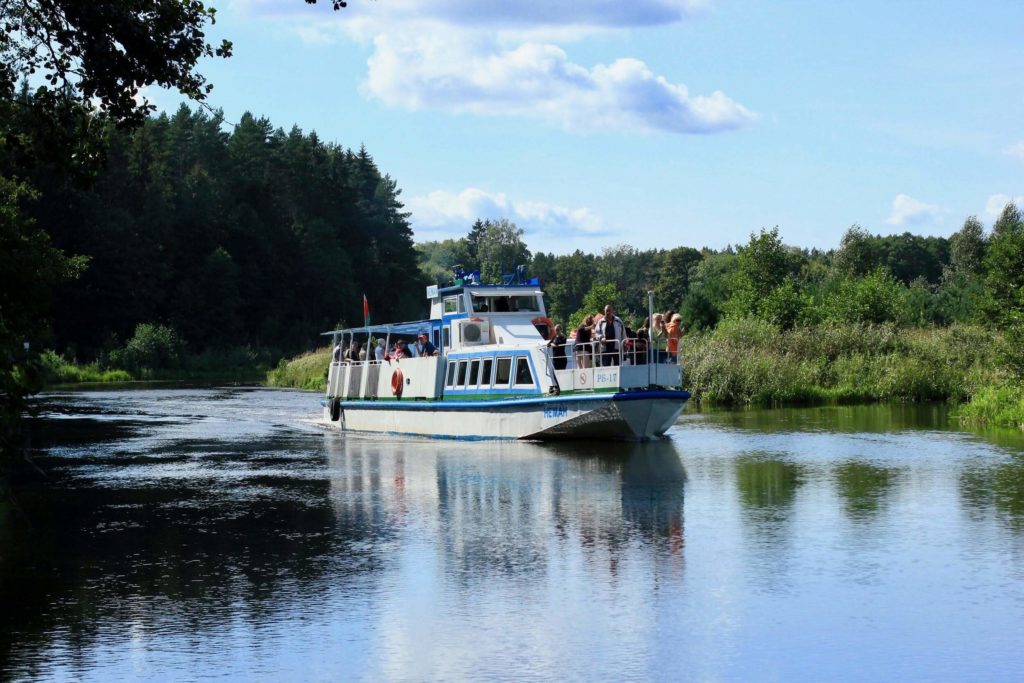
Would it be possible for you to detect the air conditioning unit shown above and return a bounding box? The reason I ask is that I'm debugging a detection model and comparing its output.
[458,318,491,346]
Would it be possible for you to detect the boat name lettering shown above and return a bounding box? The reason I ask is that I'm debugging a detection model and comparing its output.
[544,406,568,418]
[596,372,617,384]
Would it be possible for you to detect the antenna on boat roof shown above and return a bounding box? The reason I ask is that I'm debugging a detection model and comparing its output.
[450,265,481,286]
[502,264,528,286]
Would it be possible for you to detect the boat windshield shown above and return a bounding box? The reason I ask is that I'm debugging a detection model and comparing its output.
[471,294,540,313]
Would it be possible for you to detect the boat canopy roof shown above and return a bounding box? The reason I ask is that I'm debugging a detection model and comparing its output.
[321,319,436,337]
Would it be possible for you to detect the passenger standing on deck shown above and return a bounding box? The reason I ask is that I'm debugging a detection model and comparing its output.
[666,313,684,363]
[549,325,568,370]
[651,313,668,363]
[596,304,625,367]
[575,316,593,369]
[374,339,385,362]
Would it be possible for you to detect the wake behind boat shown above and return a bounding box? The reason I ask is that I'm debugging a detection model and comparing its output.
[321,270,690,440]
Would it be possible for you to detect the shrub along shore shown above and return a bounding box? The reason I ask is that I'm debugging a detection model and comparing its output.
[265,321,1023,431]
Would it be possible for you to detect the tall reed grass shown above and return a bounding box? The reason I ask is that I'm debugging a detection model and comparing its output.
[680,319,1005,406]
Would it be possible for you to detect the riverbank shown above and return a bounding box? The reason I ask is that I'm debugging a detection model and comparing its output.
[680,319,1023,430]
[39,350,269,386]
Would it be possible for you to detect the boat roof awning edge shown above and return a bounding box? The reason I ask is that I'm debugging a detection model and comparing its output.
[321,319,436,337]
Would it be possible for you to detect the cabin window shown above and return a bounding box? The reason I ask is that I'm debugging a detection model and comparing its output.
[458,296,466,313]
[514,357,534,386]
[495,357,512,387]
[469,359,481,387]
[481,358,494,387]
[433,329,440,349]
[511,295,539,312]
[457,360,469,386]
[443,326,451,349]
[446,361,457,388]
[443,296,459,314]
[471,295,489,313]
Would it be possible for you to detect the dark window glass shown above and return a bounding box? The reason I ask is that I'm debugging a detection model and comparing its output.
[514,357,533,385]
[469,360,480,386]
[457,360,468,386]
[495,357,512,386]
[481,359,493,387]
[446,361,457,387]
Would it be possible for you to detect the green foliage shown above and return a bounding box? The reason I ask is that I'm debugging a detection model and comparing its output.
[0,176,86,454]
[417,238,472,285]
[0,1,231,126]
[723,228,804,328]
[654,246,702,312]
[833,225,878,277]
[109,324,185,374]
[818,268,905,325]
[568,283,621,330]
[476,219,531,285]
[956,383,1024,431]
[680,253,736,330]
[949,216,986,276]
[266,348,333,391]
[544,250,596,324]
[21,105,424,357]
[982,203,1024,330]
[37,351,132,384]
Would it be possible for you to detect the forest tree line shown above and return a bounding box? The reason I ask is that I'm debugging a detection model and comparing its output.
[17,103,425,364]
[418,207,1023,348]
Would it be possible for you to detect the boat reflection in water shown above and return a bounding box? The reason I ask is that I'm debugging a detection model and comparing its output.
[325,435,687,579]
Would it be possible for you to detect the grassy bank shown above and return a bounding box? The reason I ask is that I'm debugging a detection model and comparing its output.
[681,319,1010,407]
[955,383,1024,431]
[266,348,331,391]
[38,350,268,386]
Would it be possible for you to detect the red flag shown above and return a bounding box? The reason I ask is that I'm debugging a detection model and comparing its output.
[363,294,371,327]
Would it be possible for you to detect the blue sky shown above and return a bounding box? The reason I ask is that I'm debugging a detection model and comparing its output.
[154,0,1024,254]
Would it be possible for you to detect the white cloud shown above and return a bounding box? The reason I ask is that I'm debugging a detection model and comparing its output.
[985,193,1024,220]
[1004,141,1024,161]
[364,33,755,134]
[407,188,609,239]
[886,194,944,227]
[234,0,754,135]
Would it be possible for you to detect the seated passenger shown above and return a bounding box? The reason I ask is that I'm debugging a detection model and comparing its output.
[392,339,411,359]
[414,332,437,357]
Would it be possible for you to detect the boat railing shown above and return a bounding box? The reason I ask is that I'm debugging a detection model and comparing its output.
[558,338,678,369]
[547,337,682,393]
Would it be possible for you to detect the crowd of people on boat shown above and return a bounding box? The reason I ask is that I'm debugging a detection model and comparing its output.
[333,332,439,364]
[332,303,683,370]
[547,303,684,369]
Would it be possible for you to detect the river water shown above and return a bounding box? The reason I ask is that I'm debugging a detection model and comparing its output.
[3,388,1024,682]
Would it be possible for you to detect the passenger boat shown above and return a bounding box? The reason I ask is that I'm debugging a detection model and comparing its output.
[321,270,690,440]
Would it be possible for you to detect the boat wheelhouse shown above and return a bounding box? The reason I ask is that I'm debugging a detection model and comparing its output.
[322,273,690,440]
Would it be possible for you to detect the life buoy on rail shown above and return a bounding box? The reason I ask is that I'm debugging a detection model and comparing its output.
[391,367,405,398]
[532,316,557,340]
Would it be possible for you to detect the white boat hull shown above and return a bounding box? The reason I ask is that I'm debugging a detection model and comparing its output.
[323,390,690,441]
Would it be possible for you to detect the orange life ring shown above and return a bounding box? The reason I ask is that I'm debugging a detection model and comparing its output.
[391,367,404,397]
[532,316,557,340]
